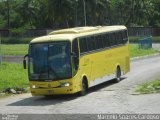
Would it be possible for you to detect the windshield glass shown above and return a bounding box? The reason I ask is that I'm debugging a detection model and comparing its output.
[29,42,71,81]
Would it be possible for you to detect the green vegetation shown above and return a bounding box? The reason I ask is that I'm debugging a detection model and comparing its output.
[0,0,160,29]
[1,44,28,55]
[0,62,28,93]
[129,44,158,58]
[129,36,160,43]
[1,37,32,44]
[136,80,160,94]
[129,37,144,43]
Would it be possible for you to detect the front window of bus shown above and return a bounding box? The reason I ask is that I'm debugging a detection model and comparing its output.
[28,42,72,81]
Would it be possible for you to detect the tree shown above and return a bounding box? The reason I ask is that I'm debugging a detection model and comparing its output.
[1,0,160,29]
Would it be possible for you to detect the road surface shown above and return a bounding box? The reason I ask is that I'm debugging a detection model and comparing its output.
[0,56,160,115]
[153,43,160,51]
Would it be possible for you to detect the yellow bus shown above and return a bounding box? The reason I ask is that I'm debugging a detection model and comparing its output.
[23,26,130,96]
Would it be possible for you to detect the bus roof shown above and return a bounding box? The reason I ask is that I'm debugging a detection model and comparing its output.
[30,25,127,43]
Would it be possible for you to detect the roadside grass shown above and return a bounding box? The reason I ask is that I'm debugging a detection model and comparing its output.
[129,36,142,43]
[1,44,28,55]
[1,37,33,44]
[129,36,160,43]
[129,44,158,58]
[0,62,29,93]
[135,80,160,94]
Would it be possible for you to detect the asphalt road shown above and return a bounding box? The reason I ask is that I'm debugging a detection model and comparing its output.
[0,56,160,116]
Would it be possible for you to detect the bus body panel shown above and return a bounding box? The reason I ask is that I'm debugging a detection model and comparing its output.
[27,26,130,96]
[79,45,129,88]
[29,75,81,96]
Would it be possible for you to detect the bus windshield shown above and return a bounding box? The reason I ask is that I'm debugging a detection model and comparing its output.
[28,42,72,81]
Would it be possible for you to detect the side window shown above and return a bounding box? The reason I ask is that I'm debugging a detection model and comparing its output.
[119,31,124,44]
[102,34,105,47]
[116,32,122,45]
[103,33,110,47]
[95,35,104,49]
[113,32,117,45]
[95,35,101,49]
[99,35,104,48]
[80,37,88,53]
[115,32,118,45]
[109,33,115,46]
[123,30,128,44]
[87,36,96,51]
[108,33,112,46]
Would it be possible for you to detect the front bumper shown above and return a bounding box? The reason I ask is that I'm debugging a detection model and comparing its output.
[30,86,75,96]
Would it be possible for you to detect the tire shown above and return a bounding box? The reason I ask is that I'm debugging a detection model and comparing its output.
[80,80,87,96]
[115,67,121,83]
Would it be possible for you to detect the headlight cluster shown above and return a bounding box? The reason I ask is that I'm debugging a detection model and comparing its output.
[31,82,71,88]
[31,85,38,89]
[60,83,71,87]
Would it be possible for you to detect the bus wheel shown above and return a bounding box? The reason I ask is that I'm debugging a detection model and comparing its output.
[80,79,88,96]
[115,67,121,82]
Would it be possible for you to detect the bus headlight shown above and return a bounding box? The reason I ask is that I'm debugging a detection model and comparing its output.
[31,85,37,89]
[60,83,70,87]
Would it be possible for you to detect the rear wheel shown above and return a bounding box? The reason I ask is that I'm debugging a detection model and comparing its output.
[115,67,121,82]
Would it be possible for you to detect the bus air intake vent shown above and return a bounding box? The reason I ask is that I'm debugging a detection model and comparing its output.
[49,26,101,35]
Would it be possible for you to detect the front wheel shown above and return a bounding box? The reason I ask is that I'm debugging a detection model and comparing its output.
[115,67,121,83]
[79,80,87,96]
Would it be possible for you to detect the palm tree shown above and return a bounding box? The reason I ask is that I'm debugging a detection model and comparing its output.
[46,0,75,28]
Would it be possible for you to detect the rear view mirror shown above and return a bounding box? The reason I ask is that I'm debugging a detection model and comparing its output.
[23,60,27,69]
[23,54,28,69]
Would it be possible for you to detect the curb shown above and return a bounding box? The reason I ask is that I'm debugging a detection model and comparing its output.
[131,53,160,61]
